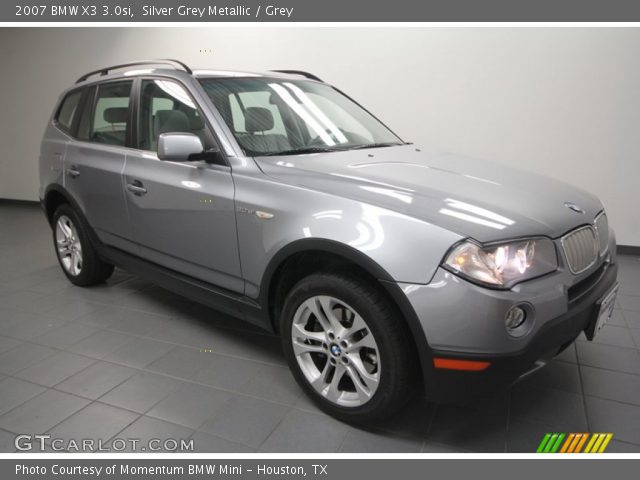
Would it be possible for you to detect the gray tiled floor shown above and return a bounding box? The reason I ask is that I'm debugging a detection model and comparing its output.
[1,203,640,452]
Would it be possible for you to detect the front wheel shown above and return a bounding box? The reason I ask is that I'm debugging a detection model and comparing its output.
[280,272,417,423]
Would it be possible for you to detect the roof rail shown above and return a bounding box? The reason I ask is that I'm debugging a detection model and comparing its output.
[76,59,192,84]
[271,70,323,82]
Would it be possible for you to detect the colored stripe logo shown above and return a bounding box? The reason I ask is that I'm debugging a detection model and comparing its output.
[537,433,613,453]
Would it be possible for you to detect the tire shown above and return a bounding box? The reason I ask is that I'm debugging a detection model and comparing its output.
[280,272,417,423]
[52,204,114,286]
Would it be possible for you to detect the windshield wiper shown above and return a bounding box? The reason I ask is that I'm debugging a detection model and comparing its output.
[261,142,403,157]
[348,142,404,150]
[262,146,346,156]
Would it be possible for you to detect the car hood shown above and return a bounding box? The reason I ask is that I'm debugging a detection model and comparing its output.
[255,145,603,243]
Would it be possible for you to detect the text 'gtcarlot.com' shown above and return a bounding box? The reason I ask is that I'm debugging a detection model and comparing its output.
[14,434,194,452]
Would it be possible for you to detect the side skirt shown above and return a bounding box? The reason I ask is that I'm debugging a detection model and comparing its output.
[97,244,272,332]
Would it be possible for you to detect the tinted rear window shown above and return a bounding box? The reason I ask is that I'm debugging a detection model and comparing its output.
[56,90,83,133]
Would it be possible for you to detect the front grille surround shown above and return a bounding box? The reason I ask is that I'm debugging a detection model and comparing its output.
[561,225,599,274]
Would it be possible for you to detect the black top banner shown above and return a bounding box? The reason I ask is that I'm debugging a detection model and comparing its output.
[4,0,640,22]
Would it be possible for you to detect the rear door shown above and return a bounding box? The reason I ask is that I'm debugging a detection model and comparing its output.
[123,77,242,292]
[63,80,137,253]
[41,88,84,200]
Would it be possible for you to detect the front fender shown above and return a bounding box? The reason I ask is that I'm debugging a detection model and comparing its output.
[233,172,462,299]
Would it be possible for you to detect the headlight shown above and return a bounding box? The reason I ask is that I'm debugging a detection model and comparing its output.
[444,238,558,288]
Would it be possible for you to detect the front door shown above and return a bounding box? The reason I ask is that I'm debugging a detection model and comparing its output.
[123,78,242,292]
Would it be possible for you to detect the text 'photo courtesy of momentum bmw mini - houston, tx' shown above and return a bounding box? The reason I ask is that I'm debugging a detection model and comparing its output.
[39,59,618,423]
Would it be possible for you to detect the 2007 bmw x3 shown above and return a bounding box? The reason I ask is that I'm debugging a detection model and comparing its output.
[40,60,619,422]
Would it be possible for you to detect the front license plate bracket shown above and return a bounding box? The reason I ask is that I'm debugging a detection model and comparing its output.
[584,283,619,341]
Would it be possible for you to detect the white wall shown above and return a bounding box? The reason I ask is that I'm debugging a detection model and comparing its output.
[1,27,638,245]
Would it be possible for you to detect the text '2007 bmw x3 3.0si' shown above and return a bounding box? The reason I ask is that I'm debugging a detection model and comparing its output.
[39,60,618,423]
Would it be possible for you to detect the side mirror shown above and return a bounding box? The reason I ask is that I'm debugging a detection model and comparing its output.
[157,133,205,161]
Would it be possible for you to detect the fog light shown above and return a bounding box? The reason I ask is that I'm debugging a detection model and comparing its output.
[505,306,527,331]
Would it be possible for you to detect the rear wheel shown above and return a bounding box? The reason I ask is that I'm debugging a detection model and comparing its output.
[281,272,416,423]
[52,204,114,286]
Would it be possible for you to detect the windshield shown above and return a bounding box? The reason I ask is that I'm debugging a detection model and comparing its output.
[199,77,404,156]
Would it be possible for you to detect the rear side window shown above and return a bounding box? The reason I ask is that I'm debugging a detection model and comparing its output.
[90,81,132,146]
[55,90,83,133]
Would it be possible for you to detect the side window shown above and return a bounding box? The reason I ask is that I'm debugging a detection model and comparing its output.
[91,81,132,146]
[55,90,83,133]
[139,79,206,151]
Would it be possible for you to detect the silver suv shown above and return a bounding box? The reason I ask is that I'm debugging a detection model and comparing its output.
[40,60,619,422]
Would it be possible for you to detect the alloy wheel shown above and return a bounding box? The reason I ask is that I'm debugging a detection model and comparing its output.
[55,215,83,276]
[291,295,381,407]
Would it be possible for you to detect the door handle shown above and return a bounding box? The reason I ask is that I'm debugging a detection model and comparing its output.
[67,165,80,178]
[126,181,147,195]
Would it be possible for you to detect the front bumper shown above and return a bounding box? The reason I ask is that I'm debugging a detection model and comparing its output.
[401,246,618,403]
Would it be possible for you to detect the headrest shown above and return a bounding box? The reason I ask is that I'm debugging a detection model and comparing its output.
[245,107,274,133]
[189,114,205,130]
[155,110,190,134]
[103,107,128,124]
